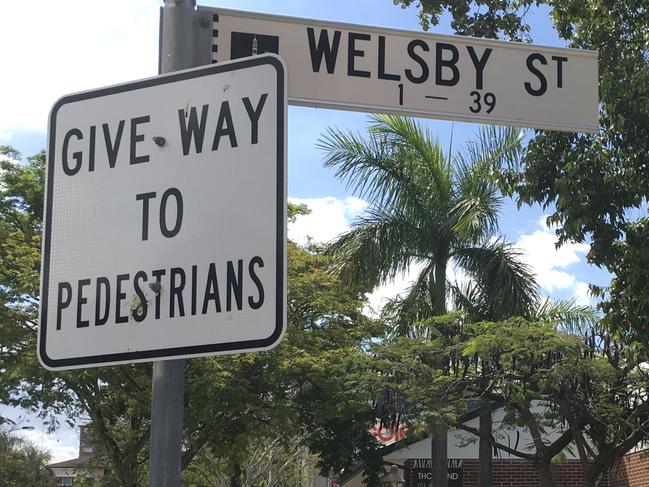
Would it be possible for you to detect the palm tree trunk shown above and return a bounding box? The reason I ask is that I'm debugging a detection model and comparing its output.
[429,259,448,486]
[479,399,492,487]
[431,420,448,487]
[431,260,448,315]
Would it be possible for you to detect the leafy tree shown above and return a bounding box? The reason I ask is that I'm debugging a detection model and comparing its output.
[463,317,649,487]
[319,115,538,486]
[392,0,538,40]
[601,219,649,341]
[457,318,582,487]
[0,147,44,406]
[0,431,56,487]
[392,0,649,346]
[182,434,318,486]
[372,311,598,486]
[548,324,649,487]
[188,241,383,486]
[0,147,381,486]
[372,310,574,487]
[382,307,649,487]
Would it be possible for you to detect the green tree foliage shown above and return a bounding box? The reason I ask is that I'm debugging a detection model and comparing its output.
[182,434,320,487]
[320,116,537,323]
[0,431,56,487]
[283,242,383,475]
[392,0,649,344]
[374,310,649,487]
[371,314,574,487]
[602,219,649,340]
[183,241,383,486]
[72,471,120,487]
[470,319,649,487]
[541,320,649,486]
[0,147,44,405]
[319,115,538,486]
[0,148,381,486]
[459,318,582,487]
[392,0,537,40]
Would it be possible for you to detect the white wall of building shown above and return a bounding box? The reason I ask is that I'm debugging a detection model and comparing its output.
[342,402,577,486]
[385,402,576,462]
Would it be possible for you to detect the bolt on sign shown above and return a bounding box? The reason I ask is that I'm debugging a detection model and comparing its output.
[39,55,287,370]
[200,6,598,133]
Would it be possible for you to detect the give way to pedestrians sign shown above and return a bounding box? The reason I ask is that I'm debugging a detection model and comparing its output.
[38,54,287,370]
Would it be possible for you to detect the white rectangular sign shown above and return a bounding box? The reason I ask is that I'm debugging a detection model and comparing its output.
[39,55,287,370]
[202,7,598,133]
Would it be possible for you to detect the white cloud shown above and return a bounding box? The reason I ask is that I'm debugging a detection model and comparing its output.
[250,198,595,316]
[0,0,159,141]
[1,5,157,460]
[288,196,449,319]
[364,263,425,317]
[17,426,80,464]
[2,405,80,463]
[516,216,589,294]
[573,281,593,307]
[288,195,421,315]
[288,196,367,245]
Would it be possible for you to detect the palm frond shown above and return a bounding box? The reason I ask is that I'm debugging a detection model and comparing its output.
[450,127,523,242]
[450,189,501,243]
[368,114,453,203]
[449,279,484,319]
[532,298,599,334]
[452,240,539,320]
[457,125,525,174]
[382,262,436,336]
[320,117,539,328]
[325,205,426,289]
[318,125,431,215]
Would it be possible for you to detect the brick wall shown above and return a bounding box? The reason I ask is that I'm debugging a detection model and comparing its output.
[460,459,587,487]
[451,451,649,487]
[605,450,649,487]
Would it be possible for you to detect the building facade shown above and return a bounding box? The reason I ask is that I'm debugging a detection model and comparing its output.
[46,425,108,486]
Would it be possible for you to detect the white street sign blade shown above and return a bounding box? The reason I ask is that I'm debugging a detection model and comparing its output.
[39,55,287,370]
[202,7,598,133]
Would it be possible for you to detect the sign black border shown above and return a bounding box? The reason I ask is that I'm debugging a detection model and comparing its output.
[39,55,286,369]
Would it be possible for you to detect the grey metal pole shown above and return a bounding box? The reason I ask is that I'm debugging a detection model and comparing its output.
[160,0,197,73]
[149,2,197,486]
[149,360,185,487]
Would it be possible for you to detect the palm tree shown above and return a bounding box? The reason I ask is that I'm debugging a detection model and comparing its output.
[318,115,539,487]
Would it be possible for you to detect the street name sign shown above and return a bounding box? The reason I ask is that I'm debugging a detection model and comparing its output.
[39,55,287,370]
[201,6,598,133]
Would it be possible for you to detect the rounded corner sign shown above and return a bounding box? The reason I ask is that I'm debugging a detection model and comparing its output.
[204,7,598,133]
[39,55,287,370]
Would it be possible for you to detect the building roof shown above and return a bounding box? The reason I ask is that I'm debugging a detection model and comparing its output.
[47,456,107,470]
[47,457,90,469]
[47,424,105,470]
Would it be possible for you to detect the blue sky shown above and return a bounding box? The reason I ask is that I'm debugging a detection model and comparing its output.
[0,0,609,461]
